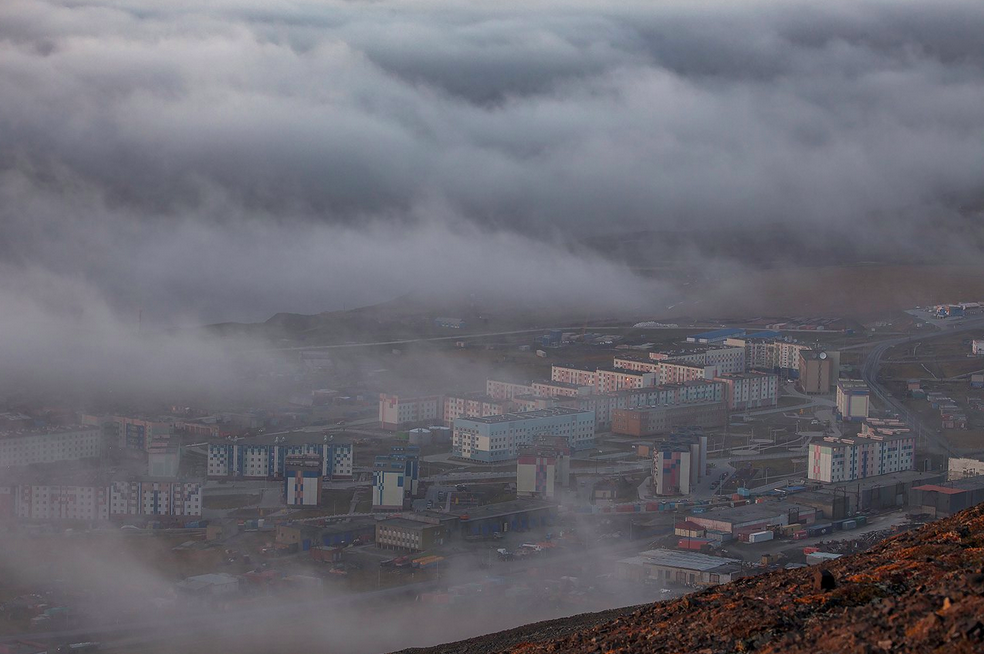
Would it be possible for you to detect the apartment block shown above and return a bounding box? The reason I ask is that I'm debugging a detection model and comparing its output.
[378,394,442,431]
[453,408,595,462]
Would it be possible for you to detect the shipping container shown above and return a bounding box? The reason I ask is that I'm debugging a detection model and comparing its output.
[793,530,808,540]
[677,538,711,551]
[841,520,857,530]
[748,530,774,543]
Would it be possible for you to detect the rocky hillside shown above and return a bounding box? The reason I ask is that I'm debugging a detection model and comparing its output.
[405,504,984,654]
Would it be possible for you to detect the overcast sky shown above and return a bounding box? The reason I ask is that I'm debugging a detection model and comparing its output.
[1,0,983,326]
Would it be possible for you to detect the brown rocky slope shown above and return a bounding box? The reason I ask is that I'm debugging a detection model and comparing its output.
[403,504,984,654]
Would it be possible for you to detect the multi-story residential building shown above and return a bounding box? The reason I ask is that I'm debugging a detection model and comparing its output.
[372,446,420,511]
[0,426,103,468]
[550,364,599,387]
[726,338,809,375]
[652,430,707,496]
[284,455,323,506]
[14,484,110,521]
[531,381,592,397]
[453,408,595,462]
[613,356,661,373]
[109,480,203,517]
[836,380,871,422]
[378,394,442,431]
[207,441,353,480]
[11,479,203,521]
[612,400,728,437]
[658,361,717,385]
[799,350,833,394]
[714,372,779,411]
[808,428,915,483]
[486,380,535,400]
[516,439,571,499]
[595,367,657,393]
[442,393,510,426]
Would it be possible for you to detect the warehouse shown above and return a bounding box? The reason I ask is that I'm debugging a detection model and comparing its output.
[616,549,743,587]
[688,502,817,536]
[910,477,984,518]
[453,499,556,538]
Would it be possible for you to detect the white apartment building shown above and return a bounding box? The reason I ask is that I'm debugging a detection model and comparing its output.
[12,480,203,520]
[207,442,353,479]
[453,408,595,462]
[808,431,915,483]
[550,365,599,387]
[612,356,661,374]
[531,381,592,397]
[378,394,442,431]
[714,372,779,411]
[486,380,535,400]
[659,361,717,385]
[443,394,509,426]
[0,427,103,468]
[595,367,657,393]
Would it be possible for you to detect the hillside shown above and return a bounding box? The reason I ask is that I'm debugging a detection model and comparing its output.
[405,504,984,654]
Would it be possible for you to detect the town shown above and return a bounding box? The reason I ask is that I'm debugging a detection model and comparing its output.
[5,301,984,653]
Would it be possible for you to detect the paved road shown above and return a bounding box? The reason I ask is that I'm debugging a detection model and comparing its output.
[860,315,984,455]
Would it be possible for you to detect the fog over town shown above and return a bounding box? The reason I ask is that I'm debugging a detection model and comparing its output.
[2,1,984,653]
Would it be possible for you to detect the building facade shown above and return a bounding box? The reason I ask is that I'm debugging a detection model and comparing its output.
[714,372,779,411]
[516,440,571,499]
[207,442,353,480]
[378,394,442,431]
[284,455,323,506]
[0,427,103,468]
[798,351,833,394]
[452,408,595,462]
[808,430,915,483]
[442,394,510,426]
[612,401,727,437]
[836,380,870,422]
[652,431,707,496]
[372,447,420,511]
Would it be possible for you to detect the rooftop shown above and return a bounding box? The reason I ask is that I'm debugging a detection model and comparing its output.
[454,407,592,424]
[452,499,555,522]
[621,548,740,572]
[692,502,813,525]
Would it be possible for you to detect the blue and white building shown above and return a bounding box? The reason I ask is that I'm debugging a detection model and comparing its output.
[207,441,353,480]
[372,446,420,511]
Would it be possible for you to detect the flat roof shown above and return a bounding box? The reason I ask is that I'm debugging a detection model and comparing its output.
[823,469,945,491]
[378,517,436,531]
[691,328,746,340]
[455,407,591,424]
[452,499,555,522]
[622,548,740,572]
[692,502,814,525]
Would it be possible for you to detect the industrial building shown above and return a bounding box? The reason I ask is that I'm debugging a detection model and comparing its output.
[452,407,595,462]
[0,426,104,468]
[822,470,946,513]
[948,457,984,480]
[207,440,353,480]
[808,428,915,483]
[910,476,984,518]
[375,517,449,551]
[687,328,746,344]
[652,430,707,496]
[714,372,779,411]
[688,502,817,536]
[836,380,870,422]
[378,394,442,431]
[516,439,571,499]
[284,454,323,506]
[453,499,556,538]
[616,549,743,586]
[612,400,727,437]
